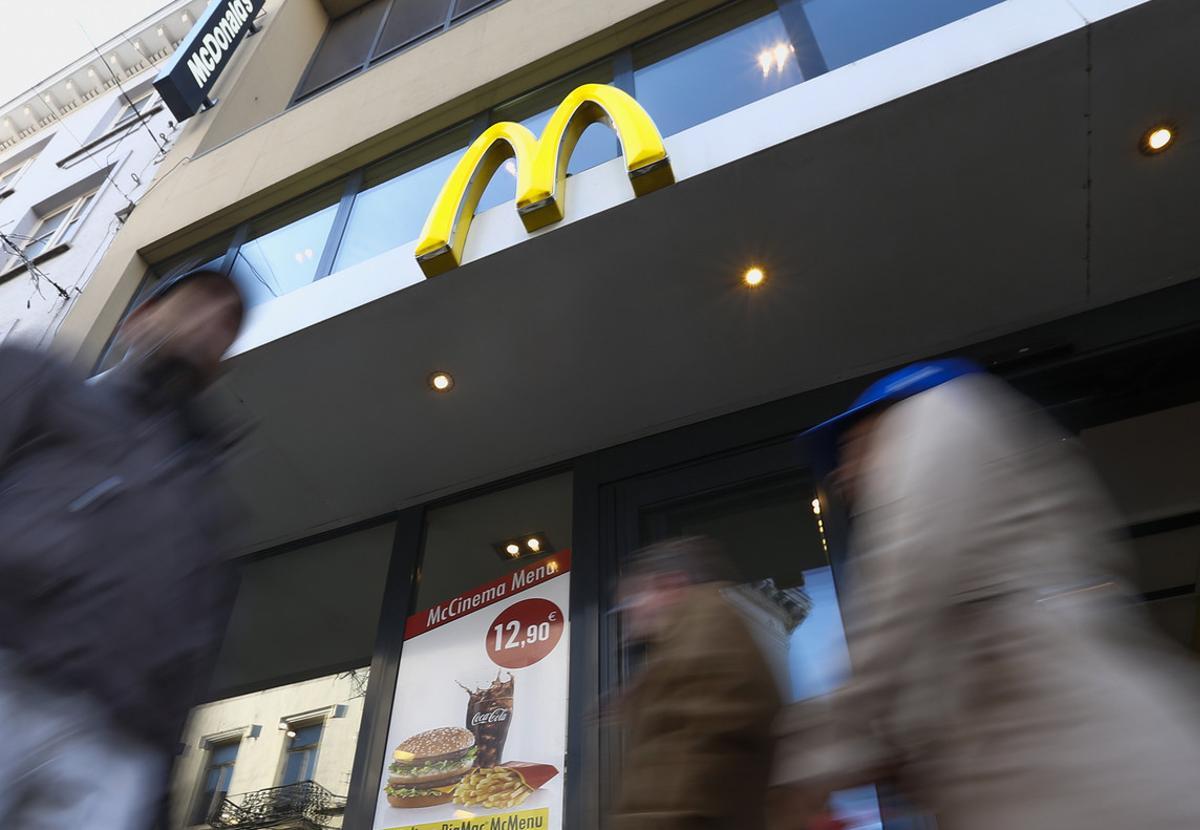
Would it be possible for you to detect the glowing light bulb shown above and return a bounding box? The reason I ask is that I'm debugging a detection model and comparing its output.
[811,498,821,515]
[1147,127,1173,151]
[743,266,765,287]
[506,543,520,556]
[527,537,541,552]
[429,372,454,392]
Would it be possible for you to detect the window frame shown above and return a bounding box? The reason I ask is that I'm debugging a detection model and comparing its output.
[108,91,155,132]
[279,719,325,787]
[291,0,508,106]
[0,157,32,196]
[4,187,99,272]
[189,737,242,827]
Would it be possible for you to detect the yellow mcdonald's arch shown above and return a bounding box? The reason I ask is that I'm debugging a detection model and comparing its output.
[414,83,674,277]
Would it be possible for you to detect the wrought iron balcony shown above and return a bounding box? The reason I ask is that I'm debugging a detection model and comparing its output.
[208,780,347,830]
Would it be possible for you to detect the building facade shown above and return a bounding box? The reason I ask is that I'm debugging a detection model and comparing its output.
[56,0,1199,828]
[0,0,213,347]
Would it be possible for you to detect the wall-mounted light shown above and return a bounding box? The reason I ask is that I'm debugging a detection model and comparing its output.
[492,533,552,561]
[428,371,454,392]
[1139,124,1176,155]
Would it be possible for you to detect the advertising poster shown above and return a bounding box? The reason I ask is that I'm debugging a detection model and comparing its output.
[372,551,571,830]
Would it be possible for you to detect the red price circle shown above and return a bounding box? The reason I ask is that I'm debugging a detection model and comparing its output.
[486,598,564,669]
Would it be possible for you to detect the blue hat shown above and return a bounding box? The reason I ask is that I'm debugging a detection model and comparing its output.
[804,358,984,443]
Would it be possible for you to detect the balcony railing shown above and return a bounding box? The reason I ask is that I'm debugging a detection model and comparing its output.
[208,780,347,830]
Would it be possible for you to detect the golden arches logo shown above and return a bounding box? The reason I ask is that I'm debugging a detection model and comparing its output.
[414,83,674,277]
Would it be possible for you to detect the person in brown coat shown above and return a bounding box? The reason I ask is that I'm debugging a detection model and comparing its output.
[612,537,783,830]
[772,360,1200,830]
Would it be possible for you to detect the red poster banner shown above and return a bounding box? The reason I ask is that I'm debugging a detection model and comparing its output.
[404,551,571,640]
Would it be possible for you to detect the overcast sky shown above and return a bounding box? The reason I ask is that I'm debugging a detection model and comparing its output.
[0,0,171,105]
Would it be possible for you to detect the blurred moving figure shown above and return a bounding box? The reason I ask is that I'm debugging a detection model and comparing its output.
[612,537,782,830]
[0,269,245,829]
[772,360,1200,830]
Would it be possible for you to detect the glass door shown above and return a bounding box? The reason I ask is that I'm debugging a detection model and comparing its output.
[599,439,887,829]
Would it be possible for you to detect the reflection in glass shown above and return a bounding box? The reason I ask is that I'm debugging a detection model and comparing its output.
[282,723,324,785]
[639,472,883,829]
[333,149,463,272]
[229,204,339,307]
[802,0,1003,72]
[171,669,369,829]
[634,8,803,139]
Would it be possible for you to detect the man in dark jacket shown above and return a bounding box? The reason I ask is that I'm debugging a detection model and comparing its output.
[612,537,783,830]
[0,268,244,829]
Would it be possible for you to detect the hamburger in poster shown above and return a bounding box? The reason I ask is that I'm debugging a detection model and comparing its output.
[385,727,477,808]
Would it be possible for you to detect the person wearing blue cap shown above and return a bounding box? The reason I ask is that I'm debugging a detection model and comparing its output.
[769,360,1200,830]
[0,267,246,829]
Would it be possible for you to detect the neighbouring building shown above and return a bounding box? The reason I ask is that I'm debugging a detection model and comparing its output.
[0,0,211,347]
[53,1,1200,829]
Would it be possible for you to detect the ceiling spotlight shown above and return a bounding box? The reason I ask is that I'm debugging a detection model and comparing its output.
[742,266,766,287]
[287,730,297,738]
[492,533,552,561]
[277,721,289,731]
[428,371,454,392]
[1140,124,1175,155]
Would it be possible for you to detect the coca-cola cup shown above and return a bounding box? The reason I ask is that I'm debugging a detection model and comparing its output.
[462,674,513,768]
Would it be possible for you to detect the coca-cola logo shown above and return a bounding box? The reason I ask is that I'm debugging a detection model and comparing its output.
[470,708,509,726]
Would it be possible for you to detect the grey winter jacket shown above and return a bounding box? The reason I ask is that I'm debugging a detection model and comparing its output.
[0,344,237,749]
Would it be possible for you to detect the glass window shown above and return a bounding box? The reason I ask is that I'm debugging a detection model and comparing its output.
[801,0,1004,72]
[372,0,450,59]
[297,0,388,99]
[633,2,803,139]
[281,723,324,785]
[332,128,470,272]
[477,65,618,214]
[111,93,153,129]
[208,523,394,694]
[417,472,573,609]
[227,187,342,308]
[190,739,240,826]
[0,159,28,192]
[20,205,73,261]
[635,468,884,829]
[452,0,496,18]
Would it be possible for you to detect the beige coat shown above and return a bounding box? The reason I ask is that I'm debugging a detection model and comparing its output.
[774,375,1200,830]
[614,583,782,830]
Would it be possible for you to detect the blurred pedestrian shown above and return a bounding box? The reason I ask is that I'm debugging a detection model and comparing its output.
[771,360,1200,830]
[612,536,782,830]
[0,268,245,829]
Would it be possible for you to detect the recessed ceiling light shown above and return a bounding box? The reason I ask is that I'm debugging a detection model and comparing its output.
[742,266,766,287]
[491,533,552,561]
[526,537,541,553]
[428,371,454,392]
[1140,124,1176,155]
[505,543,520,556]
